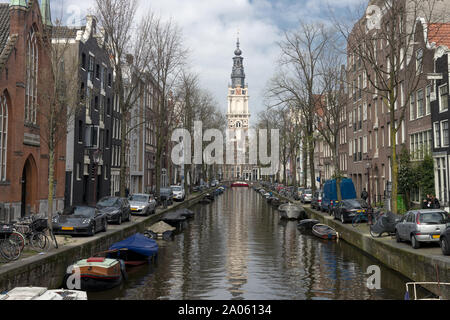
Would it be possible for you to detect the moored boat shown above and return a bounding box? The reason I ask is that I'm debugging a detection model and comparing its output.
[231,181,249,188]
[298,219,320,230]
[161,211,188,227]
[312,224,338,240]
[145,221,176,240]
[105,234,159,267]
[0,287,87,300]
[278,203,304,220]
[64,257,126,292]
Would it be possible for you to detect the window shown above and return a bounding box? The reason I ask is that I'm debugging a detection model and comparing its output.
[439,84,448,112]
[88,55,94,83]
[25,27,38,125]
[85,125,99,149]
[0,94,7,181]
[410,94,415,120]
[417,89,424,118]
[96,64,100,79]
[442,120,449,147]
[108,73,112,87]
[416,48,423,75]
[435,122,441,148]
[81,53,86,70]
[426,85,431,115]
[78,120,83,143]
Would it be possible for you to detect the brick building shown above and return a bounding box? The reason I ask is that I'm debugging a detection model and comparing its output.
[0,0,65,219]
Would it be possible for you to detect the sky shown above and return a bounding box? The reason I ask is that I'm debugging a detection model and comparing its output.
[49,0,368,124]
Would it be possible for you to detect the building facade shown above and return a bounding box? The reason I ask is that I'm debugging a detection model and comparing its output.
[53,16,114,207]
[0,0,65,219]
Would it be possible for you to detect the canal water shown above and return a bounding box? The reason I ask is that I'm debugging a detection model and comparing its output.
[89,188,410,300]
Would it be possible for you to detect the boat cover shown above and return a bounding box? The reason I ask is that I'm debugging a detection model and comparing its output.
[109,234,158,257]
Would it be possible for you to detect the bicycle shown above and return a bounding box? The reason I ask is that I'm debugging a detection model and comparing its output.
[352,209,369,228]
[0,224,22,262]
[11,217,50,252]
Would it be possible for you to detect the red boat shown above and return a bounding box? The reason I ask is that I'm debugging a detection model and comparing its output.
[231,181,249,188]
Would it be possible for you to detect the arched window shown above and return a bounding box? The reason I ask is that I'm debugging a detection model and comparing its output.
[25,27,38,124]
[0,94,8,181]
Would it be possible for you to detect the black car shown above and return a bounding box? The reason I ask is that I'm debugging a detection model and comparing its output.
[332,199,369,224]
[96,197,131,225]
[440,225,450,256]
[52,206,107,236]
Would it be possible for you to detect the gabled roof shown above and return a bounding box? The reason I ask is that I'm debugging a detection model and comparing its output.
[52,26,85,39]
[428,23,450,49]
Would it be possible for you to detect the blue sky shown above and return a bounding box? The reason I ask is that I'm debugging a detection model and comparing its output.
[47,0,368,123]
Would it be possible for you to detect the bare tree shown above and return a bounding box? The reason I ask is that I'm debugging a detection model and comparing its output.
[315,57,348,201]
[38,21,84,235]
[95,0,153,197]
[145,15,188,199]
[267,22,333,192]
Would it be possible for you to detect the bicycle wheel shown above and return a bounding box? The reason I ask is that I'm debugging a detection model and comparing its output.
[352,215,361,228]
[31,232,49,252]
[0,239,21,261]
[369,226,382,238]
[9,231,25,252]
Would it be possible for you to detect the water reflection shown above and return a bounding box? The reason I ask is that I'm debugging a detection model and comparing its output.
[89,188,409,300]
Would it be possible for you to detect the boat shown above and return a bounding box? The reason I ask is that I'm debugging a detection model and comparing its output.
[278,203,304,220]
[312,224,338,240]
[231,181,249,188]
[177,208,195,219]
[405,282,450,300]
[0,287,87,300]
[64,257,126,292]
[200,197,212,204]
[298,219,320,230]
[205,193,215,201]
[145,221,176,240]
[105,234,159,267]
[161,211,187,227]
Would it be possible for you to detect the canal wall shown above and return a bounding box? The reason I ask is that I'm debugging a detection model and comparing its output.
[304,206,450,298]
[0,191,211,292]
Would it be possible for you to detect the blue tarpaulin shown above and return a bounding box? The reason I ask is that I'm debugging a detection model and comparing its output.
[109,233,158,257]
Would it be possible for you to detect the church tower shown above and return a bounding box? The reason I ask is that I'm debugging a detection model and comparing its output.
[227,37,250,130]
[224,37,259,181]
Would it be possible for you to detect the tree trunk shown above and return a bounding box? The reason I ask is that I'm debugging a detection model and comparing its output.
[309,133,316,193]
[120,109,127,198]
[47,146,54,233]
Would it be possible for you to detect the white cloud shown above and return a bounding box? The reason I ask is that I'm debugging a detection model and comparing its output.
[50,0,366,123]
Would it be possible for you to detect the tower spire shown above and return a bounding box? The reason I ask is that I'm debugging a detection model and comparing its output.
[231,34,245,88]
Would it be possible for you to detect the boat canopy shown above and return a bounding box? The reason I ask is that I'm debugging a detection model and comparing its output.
[109,234,158,257]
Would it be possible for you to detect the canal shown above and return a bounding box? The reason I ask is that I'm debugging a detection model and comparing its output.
[89,188,410,300]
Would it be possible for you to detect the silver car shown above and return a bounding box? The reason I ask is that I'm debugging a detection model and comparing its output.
[129,194,157,216]
[395,210,449,249]
[301,189,313,204]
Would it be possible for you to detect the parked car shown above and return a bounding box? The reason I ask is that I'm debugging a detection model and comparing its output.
[322,179,357,214]
[395,210,449,249]
[301,189,313,204]
[96,197,131,225]
[211,180,219,187]
[332,199,369,224]
[129,194,157,216]
[440,225,450,255]
[53,206,107,236]
[170,185,185,202]
[297,187,305,199]
[311,190,323,210]
[157,188,174,207]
